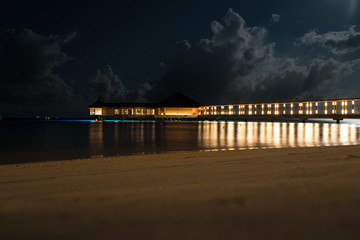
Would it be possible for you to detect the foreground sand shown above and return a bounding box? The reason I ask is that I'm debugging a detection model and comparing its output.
[1,146,360,240]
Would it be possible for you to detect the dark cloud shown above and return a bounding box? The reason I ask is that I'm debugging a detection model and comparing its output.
[147,9,274,103]
[88,65,129,101]
[88,65,153,103]
[296,26,360,54]
[252,58,358,101]
[135,79,152,102]
[145,9,359,104]
[270,14,281,23]
[0,29,85,114]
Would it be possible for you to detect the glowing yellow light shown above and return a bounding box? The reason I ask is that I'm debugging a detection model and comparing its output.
[91,108,102,115]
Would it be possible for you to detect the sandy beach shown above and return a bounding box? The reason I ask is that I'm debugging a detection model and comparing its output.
[1,145,360,240]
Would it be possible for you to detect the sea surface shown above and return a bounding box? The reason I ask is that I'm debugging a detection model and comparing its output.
[1,119,360,164]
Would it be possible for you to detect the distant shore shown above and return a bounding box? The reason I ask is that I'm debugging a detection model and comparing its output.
[1,145,360,240]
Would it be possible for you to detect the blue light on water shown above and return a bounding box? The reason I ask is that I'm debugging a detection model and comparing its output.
[51,119,96,122]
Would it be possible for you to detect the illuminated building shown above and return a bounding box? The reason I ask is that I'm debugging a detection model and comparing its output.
[89,92,200,119]
[89,93,360,122]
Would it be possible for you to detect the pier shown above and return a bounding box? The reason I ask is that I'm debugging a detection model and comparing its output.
[198,99,360,123]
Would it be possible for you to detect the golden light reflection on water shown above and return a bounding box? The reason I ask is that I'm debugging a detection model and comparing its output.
[197,121,360,150]
[89,121,104,156]
[88,121,360,155]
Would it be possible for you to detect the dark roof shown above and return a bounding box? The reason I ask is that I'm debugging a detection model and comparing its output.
[88,99,155,108]
[157,92,202,107]
[88,93,202,108]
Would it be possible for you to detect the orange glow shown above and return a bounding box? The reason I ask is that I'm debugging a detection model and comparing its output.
[92,97,360,118]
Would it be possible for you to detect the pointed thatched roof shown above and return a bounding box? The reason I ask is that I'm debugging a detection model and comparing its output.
[157,92,201,107]
[88,98,155,108]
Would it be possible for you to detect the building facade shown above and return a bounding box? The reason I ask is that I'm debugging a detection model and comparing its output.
[89,93,201,119]
[89,93,360,122]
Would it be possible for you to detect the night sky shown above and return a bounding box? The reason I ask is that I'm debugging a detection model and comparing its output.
[1,0,360,117]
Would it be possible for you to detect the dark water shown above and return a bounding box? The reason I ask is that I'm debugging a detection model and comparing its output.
[1,119,360,164]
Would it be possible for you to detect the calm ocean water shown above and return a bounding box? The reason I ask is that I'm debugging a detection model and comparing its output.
[1,119,360,164]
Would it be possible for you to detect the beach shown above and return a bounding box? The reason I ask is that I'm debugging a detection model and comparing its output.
[1,145,360,240]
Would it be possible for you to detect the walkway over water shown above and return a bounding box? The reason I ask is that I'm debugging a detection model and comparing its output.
[198,98,360,123]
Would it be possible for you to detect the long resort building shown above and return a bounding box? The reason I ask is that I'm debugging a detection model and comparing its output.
[89,93,360,122]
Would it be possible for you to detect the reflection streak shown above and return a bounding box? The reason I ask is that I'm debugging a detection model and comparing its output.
[89,121,360,156]
[198,121,360,150]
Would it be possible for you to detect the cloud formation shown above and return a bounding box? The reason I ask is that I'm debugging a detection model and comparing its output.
[147,9,359,104]
[0,29,84,109]
[252,58,359,101]
[88,65,153,102]
[88,65,129,101]
[270,14,281,23]
[296,25,360,54]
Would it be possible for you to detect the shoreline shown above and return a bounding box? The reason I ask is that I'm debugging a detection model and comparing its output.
[2,143,360,166]
[1,145,360,239]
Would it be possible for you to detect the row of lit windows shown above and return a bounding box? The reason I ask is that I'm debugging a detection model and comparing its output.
[113,108,155,115]
[200,100,357,115]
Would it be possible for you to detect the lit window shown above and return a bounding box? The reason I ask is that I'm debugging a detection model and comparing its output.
[90,108,102,115]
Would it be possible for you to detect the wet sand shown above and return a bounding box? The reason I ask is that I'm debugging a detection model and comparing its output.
[1,146,360,240]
